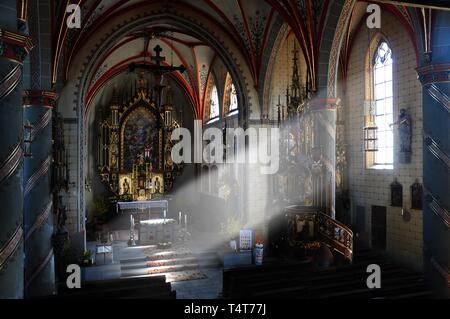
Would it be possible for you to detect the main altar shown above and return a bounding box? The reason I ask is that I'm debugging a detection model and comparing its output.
[97,70,183,201]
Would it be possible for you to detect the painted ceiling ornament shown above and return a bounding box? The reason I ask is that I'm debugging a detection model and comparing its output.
[249,10,268,55]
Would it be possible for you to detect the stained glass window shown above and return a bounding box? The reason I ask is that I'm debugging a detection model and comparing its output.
[210,85,220,119]
[229,84,238,112]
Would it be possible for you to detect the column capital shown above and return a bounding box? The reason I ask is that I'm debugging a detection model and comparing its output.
[416,63,450,86]
[0,29,34,64]
[23,90,59,109]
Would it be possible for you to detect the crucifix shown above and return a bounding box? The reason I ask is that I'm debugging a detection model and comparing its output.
[128,44,186,110]
[128,45,186,75]
[151,45,166,66]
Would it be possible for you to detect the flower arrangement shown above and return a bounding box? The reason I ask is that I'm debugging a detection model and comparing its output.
[254,235,265,246]
[220,215,242,240]
[81,250,93,266]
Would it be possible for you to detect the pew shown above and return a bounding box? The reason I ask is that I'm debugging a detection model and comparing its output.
[222,251,432,299]
[55,275,176,299]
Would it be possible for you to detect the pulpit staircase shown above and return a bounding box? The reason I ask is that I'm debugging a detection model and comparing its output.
[223,206,433,299]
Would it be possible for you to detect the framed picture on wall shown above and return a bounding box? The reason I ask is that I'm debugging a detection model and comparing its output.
[411,180,423,210]
[390,179,403,207]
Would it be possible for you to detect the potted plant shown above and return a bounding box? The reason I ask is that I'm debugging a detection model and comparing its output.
[81,250,94,266]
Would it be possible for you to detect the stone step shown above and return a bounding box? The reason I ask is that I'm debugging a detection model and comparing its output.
[121,263,200,277]
[121,257,198,270]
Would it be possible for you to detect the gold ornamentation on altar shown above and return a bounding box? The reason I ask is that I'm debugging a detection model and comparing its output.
[97,74,183,201]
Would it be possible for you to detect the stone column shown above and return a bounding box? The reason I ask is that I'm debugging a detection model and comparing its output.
[0,0,33,299]
[23,91,57,297]
[310,99,337,218]
[416,11,450,298]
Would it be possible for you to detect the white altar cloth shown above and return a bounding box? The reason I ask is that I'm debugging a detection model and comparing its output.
[116,200,168,213]
[140,218,176,225]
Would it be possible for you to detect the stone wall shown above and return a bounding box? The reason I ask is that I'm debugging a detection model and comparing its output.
[344,10,423,270]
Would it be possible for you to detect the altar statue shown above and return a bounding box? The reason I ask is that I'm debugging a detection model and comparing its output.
[154,177,161,193]
[123,178,130,195]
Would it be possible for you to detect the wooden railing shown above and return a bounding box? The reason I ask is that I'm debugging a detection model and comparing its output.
[284,206,354,261]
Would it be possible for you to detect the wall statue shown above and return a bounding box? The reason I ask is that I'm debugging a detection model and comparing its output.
[392,108,412,164]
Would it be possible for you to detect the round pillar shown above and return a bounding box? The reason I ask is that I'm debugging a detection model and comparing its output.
[310,99,337,218]
[0,0,33,299]
[23,90,57,297]
[417,11,450,298]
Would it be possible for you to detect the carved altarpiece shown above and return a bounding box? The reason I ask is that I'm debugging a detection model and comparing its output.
[97,74,182,201]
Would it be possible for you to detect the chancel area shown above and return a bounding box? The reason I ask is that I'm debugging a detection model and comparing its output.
[0,0,449,300]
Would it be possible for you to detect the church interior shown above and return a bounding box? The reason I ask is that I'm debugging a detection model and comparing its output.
[0,0,449,300]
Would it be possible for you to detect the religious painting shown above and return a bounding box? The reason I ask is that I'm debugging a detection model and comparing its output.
[121,107,159,171]
[152,174,164,194]
[390,179,403,207]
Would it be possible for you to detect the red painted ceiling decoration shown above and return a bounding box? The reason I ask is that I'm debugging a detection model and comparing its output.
[51,0,423,116]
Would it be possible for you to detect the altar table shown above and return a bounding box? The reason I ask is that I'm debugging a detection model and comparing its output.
[116,200,168,214]
[139,219,177,245]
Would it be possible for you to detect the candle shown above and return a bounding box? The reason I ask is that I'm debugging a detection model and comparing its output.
[184,214,187,231]
[163,210,166,220]
[179,212,182,225]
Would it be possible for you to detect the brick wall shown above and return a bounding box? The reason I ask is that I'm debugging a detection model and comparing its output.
[387,207,423,271]
[345,11,423,270]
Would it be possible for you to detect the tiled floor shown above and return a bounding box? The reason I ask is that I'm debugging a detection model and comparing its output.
[172,267,223,299]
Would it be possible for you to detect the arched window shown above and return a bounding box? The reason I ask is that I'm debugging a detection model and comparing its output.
[223,73,239,116]
[373,42,394,168]
[229,84,238,112]
[209,85,220,119]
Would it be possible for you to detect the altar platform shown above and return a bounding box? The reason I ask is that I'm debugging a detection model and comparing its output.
[83,237,222,299]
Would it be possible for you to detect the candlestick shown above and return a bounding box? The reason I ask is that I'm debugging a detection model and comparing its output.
[184,214,187,231]
[163,210,166,221]
[179,212,182,225]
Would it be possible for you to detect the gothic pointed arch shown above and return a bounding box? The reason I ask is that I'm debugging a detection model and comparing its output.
[223,73,239,116]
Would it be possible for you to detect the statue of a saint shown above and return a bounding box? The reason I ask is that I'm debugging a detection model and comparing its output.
[137,153,145,167]
[154,177,161,193]
[392,108,412,163]
[57,196,68,233]
[123,178,130,195]
[137,71,147,91]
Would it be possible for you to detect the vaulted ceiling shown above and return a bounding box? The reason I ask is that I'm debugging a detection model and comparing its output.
[51,0,426,118]
[53,0,281,118]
